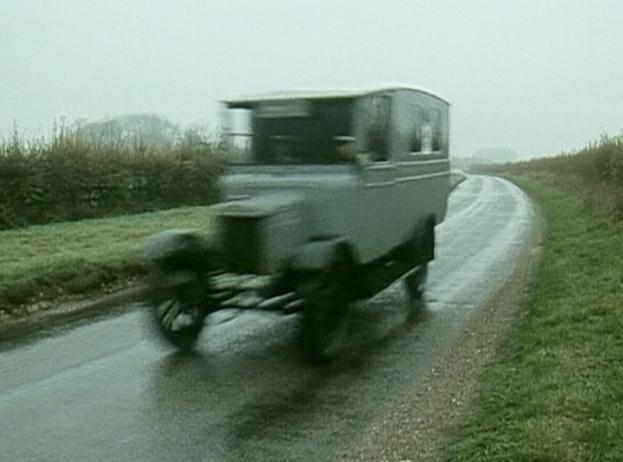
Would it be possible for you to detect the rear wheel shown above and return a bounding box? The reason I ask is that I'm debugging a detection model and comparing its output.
[149,271,208,351]
[404,263,428,301]
[404,222,434,306]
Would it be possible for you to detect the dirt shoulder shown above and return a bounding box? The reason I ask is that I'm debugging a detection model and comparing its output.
[345,201,544,461]
[0,279,146,342]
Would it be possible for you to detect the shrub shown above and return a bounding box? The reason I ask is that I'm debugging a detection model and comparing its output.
[0,124,223,229]
[484,135,623,221]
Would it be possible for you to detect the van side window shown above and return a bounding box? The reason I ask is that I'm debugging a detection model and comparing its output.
[420,109,433,154]
[431,108,443,152]
[410,105,423,153]
[355,95,390,162]
[368,97,390,161]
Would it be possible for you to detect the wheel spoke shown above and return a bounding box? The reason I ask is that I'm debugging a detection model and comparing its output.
[149,273,209,351]
[166,303,183,330]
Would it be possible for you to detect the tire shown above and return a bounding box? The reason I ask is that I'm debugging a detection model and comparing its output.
[404,222,434,302]
[404,263,428,302]
[298,248,354,363]
[149,271,208,351]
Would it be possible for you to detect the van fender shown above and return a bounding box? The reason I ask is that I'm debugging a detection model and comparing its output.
[145,229,216,273]
[288,238,353,272]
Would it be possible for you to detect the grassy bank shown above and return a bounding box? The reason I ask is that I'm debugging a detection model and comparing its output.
[0,207,215,311]
[445,174,623,461]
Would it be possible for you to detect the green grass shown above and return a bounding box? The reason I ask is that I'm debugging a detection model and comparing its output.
[0,207,215,309]
[444,174,623,461]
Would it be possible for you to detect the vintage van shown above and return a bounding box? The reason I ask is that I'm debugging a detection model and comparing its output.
[145,86,451,361]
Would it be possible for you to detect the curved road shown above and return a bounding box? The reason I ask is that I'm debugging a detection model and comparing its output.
[0,175,536,461]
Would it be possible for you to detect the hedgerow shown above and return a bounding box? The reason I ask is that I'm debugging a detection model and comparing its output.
[0,127,223,229]
[486,135,623,221]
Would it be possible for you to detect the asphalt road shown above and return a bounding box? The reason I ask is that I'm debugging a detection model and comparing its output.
[0,175,536,462]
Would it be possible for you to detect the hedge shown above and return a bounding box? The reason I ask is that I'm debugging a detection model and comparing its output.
[0,133,223,229]
[483,135,623,221]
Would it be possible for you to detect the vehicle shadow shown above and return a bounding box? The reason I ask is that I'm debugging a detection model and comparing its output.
[145,287,432,460]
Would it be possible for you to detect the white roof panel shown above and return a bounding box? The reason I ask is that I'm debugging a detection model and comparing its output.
[222,85,449,106]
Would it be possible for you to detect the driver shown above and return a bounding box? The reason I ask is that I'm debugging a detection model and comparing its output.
[270,135,299,163]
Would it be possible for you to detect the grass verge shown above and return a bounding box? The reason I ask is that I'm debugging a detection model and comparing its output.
[0,207,215,312]
[444,173,623,461]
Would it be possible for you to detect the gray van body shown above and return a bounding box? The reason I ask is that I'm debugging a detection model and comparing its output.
[217,86,450,277]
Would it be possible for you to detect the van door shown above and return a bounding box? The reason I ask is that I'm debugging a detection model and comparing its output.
[352,94,403,261]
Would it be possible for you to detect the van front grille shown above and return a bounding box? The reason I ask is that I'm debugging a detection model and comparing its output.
[222,216,264,273]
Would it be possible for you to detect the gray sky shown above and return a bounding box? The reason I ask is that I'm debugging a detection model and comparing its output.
[2,0,622,158]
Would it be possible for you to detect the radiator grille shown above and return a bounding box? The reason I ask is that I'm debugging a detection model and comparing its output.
[222,216,264,273]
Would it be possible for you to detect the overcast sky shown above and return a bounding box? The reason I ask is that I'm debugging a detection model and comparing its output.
[2,0,622,158]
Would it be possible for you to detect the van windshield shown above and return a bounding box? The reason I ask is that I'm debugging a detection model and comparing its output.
[223,99,355,164]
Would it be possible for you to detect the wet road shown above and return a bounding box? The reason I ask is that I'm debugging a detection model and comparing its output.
[0,175,535,461]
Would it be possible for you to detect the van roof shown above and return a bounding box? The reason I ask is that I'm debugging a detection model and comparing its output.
[223,85,450,107]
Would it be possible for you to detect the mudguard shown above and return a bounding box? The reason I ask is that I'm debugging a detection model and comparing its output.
[145,229,214,273]
[288,237,351,272]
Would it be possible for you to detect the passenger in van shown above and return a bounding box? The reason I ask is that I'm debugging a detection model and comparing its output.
[334,135,357,162]
[270,135,300,163]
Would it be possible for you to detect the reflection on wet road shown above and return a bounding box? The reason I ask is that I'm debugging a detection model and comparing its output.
[0,175,535,461]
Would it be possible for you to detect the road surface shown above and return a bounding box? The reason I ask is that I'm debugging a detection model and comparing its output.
[0,175,537,461]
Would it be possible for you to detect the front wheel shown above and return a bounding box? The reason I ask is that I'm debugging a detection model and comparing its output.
[149,272,208,351]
